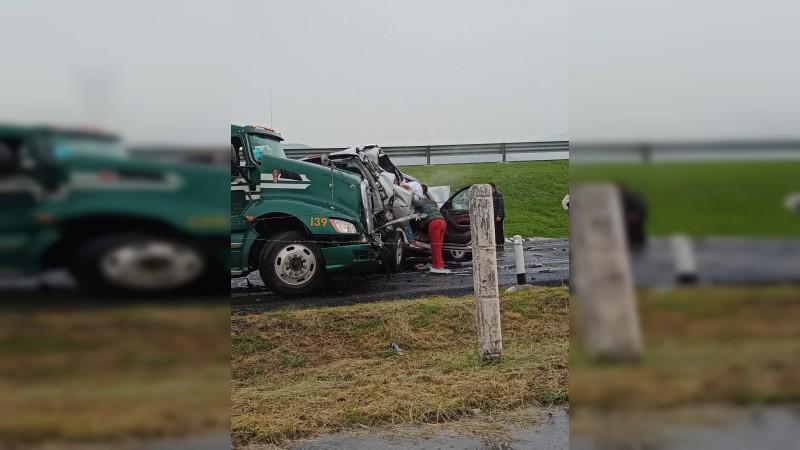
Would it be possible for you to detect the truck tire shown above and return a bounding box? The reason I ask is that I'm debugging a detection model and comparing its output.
[385,229,406,273]
[70,233,207,297]
[258,231,325,296]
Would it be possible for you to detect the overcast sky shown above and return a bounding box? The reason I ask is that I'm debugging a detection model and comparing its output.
[4,1,795,147]
[0,0,228,146]
[572,0,800,142]
[231,0,569,147]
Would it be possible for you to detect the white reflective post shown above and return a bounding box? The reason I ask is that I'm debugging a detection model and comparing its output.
[571,184,642,361]
[670,234,698,284]
[469,184,502,362]
[513,235,525,285]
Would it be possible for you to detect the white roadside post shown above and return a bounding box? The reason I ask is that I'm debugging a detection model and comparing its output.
[513,235,526,285]
[469,184,502,362]
[571,184,643,361]
[670,234,698,284]
[785,193,800,214]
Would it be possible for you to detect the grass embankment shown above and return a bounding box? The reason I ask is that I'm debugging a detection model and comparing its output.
[231,287,569,447]
[0,304,230,446]
[401,160,569,238]
[570,286,800,408]
[571,160,800,237]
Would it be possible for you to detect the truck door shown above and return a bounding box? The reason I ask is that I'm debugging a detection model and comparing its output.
[0,137,41,272]
[230,141,249,224]
[230,137,253,275]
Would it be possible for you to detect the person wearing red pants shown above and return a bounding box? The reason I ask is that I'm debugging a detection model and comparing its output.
[428,217,447,273]
[411,188,451,275]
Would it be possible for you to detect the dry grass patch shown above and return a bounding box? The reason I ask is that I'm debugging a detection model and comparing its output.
[231,287,569,447]
[570,285,800,409]
[0,303,231,447]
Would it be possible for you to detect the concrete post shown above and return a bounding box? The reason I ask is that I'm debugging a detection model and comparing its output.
[469,184,502,362]
[513,235,525,285]
[670,234,698,284]
[501,142,507,163]
[426,145,431,166]
[571,184,642,361]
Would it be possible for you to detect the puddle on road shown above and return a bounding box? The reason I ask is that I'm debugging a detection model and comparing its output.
[285,407,568,450]
[571,406,800,450]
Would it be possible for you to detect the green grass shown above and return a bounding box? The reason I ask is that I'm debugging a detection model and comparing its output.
[570,286,800,409]
[0,304,231,447]
[571,160,800,237]
[231,287,569,446]
[400,161,569,238]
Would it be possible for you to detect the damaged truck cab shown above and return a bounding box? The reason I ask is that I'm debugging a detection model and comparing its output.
[230,125,397,296]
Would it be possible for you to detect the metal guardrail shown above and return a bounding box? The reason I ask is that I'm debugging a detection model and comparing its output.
[130,141,570,166]
[131,141,800,166]
[571,142,800,163]
[285,141,569,165]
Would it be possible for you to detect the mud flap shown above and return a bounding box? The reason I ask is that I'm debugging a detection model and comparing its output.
[376,245,393,281]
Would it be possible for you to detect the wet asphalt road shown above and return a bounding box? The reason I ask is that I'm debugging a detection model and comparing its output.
[5,237,799,308]
[232,237,800,313]
[231,238,570,314]
[571,406,800,450]
[631,237,800,287]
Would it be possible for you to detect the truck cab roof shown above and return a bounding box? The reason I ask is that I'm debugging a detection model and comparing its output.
[231,124,284,141]
[0,123,119,141]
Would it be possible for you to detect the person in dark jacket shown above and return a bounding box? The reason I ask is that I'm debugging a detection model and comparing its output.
[617,183,648,250]
[490,183,505,250]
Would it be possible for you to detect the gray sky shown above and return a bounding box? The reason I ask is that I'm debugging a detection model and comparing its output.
[572,0,800,142]
[0,0,228,146]
[231,0,569,147]
[4,1,798,147]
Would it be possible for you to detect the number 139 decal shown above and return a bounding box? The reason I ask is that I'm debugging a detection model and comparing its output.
[309,217,328,227]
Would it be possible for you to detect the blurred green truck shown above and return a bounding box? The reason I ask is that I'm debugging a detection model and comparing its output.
[0,124,228,295]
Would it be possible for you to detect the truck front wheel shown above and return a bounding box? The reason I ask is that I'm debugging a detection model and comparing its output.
[71,233,207,296]
[258,231,325,296]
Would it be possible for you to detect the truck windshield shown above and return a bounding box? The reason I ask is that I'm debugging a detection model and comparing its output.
[248,134,285,161]
[49,135,128,160]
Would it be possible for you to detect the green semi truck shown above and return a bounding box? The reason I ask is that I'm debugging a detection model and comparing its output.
[230,124,392,296]
[0,124,229,295]
[229,124,473,296]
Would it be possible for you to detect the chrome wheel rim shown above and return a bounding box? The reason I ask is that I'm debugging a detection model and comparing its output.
[274,243,317,286]
[101,240,204,289]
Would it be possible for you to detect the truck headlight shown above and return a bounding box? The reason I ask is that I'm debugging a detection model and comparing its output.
[329,219,357,234]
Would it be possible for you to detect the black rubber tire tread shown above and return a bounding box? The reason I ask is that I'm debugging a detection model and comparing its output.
[385,230,406,274]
